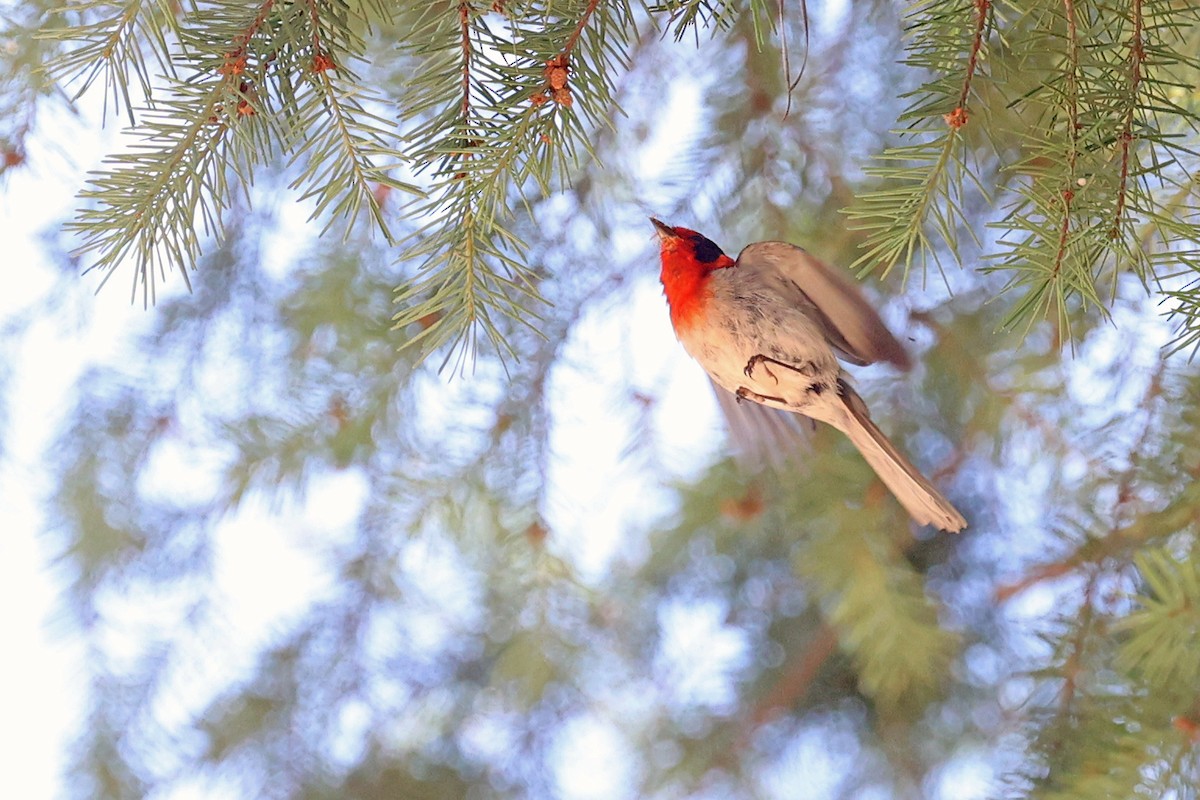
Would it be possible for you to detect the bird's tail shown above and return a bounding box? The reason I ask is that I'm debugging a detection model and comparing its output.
[832,381,966,532]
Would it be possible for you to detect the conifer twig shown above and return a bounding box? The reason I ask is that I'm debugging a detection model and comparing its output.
[945,0,990,130]
[459,2,472,122]
[563,0,602,56]
[1039,0,1081,342]
[779,0,810,119]
[1112,0,1145,238]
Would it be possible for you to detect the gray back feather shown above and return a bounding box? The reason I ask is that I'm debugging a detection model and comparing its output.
[735,242,911,369]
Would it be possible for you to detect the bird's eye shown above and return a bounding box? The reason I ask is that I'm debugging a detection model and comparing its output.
[691,234,726,263]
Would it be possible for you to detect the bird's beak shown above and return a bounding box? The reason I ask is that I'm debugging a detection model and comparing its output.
[650,217,676,239]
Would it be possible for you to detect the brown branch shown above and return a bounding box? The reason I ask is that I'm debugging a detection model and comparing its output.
[562,0,602,58]
[930,438,970,484]
[1041,0,1081,315]
[306,0,323,53]
[221,0,276,75]
[1062,0,1080,175]
[743,624,838,736]
[780,0,811,119]
[1111,0,1145,238]
[996,560,1081,602]
[1056,568,1098,727]
[995,358,1168,603]
[532,0,601,109]
[1050,187,1074,289]
[959,0,989,109]
[220,0,279,116]
[459,3,472,121]
[945,0,989,129]
[453,4,482,168]
[304,0,336,71]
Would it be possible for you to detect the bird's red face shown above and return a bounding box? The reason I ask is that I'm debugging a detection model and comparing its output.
[650,218,732,267]
[651,218,735,331]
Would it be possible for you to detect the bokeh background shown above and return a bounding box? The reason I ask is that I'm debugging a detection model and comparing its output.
[3,1,1199,798]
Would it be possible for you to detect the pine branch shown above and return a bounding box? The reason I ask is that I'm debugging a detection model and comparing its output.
[392,0,632,365]
[71,80,238,304]
[66,1,280,304]
[795,516,959,710]
[1001,360,1200,796]
[288,8,419,245]
[58,0,422,303]
[842,0,992,284]
[651,0,746,40]
[1111,0,1146,239]
[283,0,420,241]
[41,0,182,125]
[26,0,1200,364]
[1116,549,1200,690]
[988,0,1200,340]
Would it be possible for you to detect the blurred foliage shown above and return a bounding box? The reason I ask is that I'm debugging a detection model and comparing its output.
[2,0,1200,799]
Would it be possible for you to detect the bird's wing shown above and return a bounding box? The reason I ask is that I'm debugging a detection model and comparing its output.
[736,241,911,369]
[711,379,810,470]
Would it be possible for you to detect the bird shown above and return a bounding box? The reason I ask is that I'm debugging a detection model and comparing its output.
[651,218,966,532]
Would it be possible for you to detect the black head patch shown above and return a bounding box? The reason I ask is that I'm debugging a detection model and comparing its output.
[689,233,727,264]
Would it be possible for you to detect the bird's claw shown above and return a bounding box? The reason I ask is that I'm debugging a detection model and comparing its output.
[743,354,778,383]
[736,386,787,405]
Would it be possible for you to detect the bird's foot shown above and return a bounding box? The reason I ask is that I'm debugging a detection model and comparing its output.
[743,354,817,383]
[736,386,787,405]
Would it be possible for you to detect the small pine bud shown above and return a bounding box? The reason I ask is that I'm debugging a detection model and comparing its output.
[312,52,335,72]
[943,107,968,129]
[545,54,570,92]
[219,55,246,76]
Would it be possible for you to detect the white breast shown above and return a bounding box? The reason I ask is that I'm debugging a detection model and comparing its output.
[675,266,843,419]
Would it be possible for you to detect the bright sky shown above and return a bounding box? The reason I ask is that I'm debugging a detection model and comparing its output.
[0,89,211,795]
[2,103,114,798]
